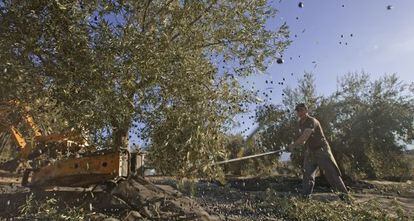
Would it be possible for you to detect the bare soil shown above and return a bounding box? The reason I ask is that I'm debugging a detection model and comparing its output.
[0,175,412,220]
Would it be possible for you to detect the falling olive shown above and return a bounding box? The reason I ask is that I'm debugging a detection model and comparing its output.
[276,58,284,64]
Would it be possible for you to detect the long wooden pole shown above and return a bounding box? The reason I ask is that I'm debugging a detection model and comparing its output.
[213,149,285,165]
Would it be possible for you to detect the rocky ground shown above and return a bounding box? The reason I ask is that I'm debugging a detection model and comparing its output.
[0,175,413,220]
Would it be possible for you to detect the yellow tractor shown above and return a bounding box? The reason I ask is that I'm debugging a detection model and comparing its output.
[0,100,144,188]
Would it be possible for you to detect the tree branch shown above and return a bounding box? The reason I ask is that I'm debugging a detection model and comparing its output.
[171,1,216,41]
[141,0,152,32]
[141,0,175,33]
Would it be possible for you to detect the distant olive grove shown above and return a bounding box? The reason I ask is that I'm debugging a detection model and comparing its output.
[236,72,414,180]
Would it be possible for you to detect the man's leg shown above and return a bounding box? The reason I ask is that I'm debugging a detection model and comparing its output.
[302,154,318,196]
[317,154,348,193]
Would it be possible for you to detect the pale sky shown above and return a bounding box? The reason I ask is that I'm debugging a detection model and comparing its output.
[234,0,414,142]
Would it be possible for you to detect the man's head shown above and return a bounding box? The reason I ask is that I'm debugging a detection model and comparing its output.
[295,103,308,119]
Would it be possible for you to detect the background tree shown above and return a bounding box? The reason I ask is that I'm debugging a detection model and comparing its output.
[255,72,414,180]
[0,0,290,178]
[331,73,413,179]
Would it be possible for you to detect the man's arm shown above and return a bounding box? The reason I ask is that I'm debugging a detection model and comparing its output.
[287,127,314,152]
[292,128,313,145]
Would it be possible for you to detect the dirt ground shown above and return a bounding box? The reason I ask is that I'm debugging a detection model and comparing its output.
[0,175,413,220]
[159,176,414,220]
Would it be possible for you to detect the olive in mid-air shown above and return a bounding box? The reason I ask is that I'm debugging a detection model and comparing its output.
[276,58,284,64]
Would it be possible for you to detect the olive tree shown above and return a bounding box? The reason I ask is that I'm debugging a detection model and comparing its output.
[0,0,290,178]
[254,72,414,179]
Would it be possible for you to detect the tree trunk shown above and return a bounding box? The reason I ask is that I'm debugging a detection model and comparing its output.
[112,125,129,150]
